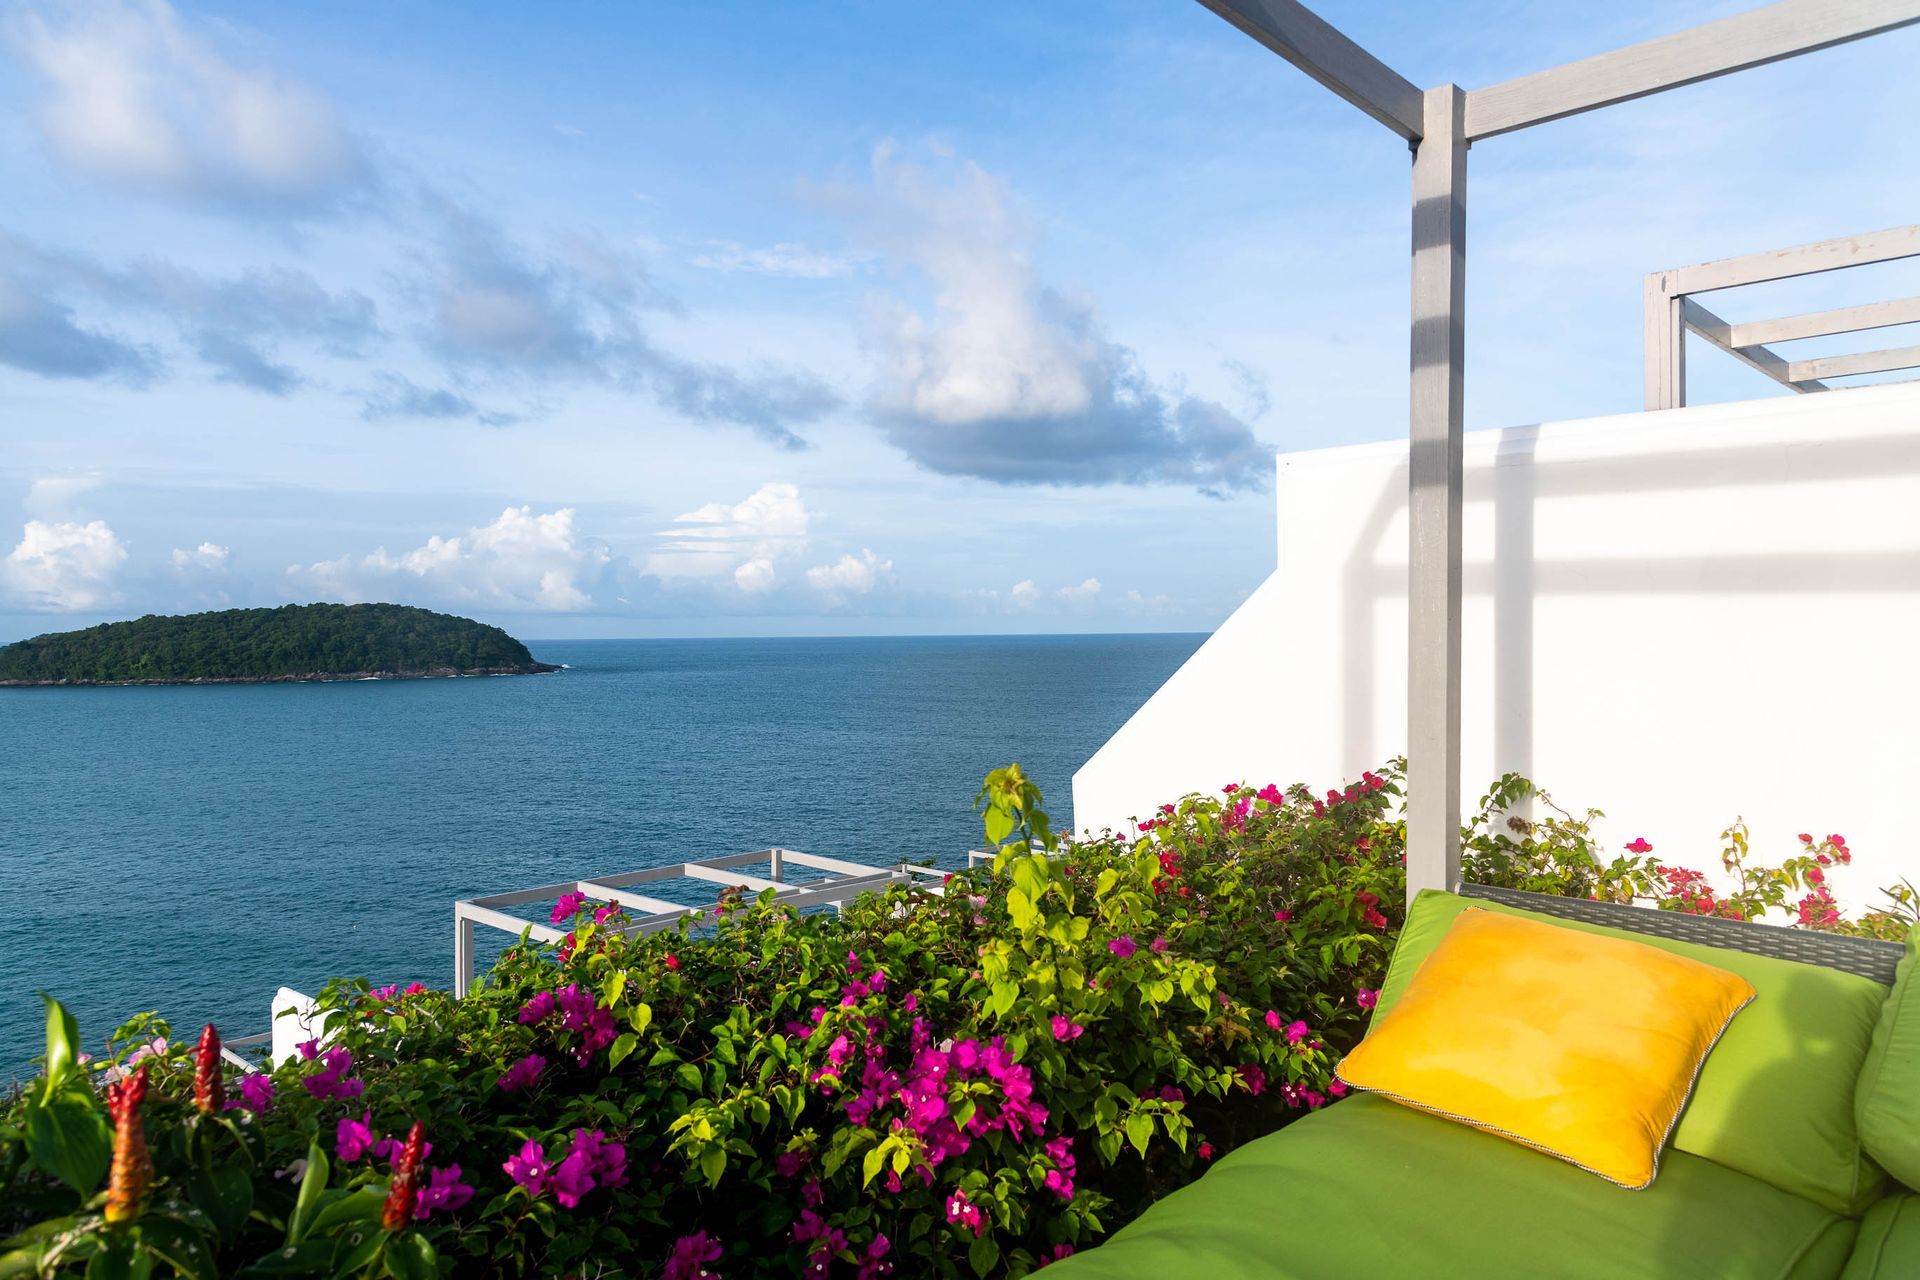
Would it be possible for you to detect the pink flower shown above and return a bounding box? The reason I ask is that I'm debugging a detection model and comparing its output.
[664,953,680,971]
[1329,1079,1348,1098]
[1238,1064,1267,1095]
[1043,1134,1077,1201]
[1256,784,1285,805]
[228,1073,273,1113]
[1272,909,1292,923]
[370,985,399,1002]
[1356,988,1379,1010]
[1798,833,1814,844]
[503,1139,553,1195]
[1049,1015,1085,1041]
[1196,1141,1216,1161]
[336,1111,375,1161]
[550,891,588,924]
[295,1038,320,1061]
[517,990,556,1024]
[403,982,427,996]
[945,1189,985,1236]
[1363,907,1389,930]
[497,1053,546,1093]
[592,901,623,924]
[775,1148,812,1178]
[412,1165,473,1220]
[1284,1020,1310,1044]
[1264,1010,1282,1031]
[1149,936,1170,954]
[302,1047,364,1101]
[1223,783,1240,794]
[1108,936,1137,959]
[857,1233,893,1280]
[1625,837,1653,854]
[664,1231,724,1280]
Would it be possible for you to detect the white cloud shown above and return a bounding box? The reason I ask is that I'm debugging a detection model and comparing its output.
[1008,579,1041,609]
[170,541,229,571]
[24,474,102,517]
[1124,588,1179,617]
[1057,576,1102,603]
[840,143,1270,490]
[4,518,128,610]
[691,241,860,279]
[648,481,810,581]
[805,549,891,601]
[11,0,370,215]
[733,557,777,593]
[290,506,609,612]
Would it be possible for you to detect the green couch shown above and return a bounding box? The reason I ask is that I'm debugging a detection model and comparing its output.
[1052,889,1920,1280]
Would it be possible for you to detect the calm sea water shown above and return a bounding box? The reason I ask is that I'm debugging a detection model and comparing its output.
[0,634,1201,1075]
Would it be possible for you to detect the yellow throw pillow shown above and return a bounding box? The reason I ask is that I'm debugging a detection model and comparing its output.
[1335,907,1756,1189]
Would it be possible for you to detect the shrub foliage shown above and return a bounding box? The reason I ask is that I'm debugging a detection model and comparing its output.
[2,764,1908,1277]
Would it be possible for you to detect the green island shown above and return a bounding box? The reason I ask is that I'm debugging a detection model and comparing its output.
[0,603,560,686]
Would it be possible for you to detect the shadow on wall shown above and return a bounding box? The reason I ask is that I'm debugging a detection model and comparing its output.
[1337,425,1920,783]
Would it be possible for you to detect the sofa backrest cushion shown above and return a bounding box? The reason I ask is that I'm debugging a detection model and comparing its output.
[1856,928,1920,1191]
[1378,890,1888,1216]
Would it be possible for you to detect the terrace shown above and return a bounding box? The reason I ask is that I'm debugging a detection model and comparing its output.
[9,3,1920,1277]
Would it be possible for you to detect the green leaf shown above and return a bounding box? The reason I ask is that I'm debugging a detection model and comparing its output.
[381,1233,436,1280]
[698,1146,726,1187]
[608,1033,637,1069]
[137,1217,217,1280]
[286,1140,329,1246]
[84,1232,149,1280]
[41,994,80,1091]
[986,982,1018,1018]
[628,1003,653,1034]
[23,1087,111,1197]
[329,1225,384,1277]
[983,807,1015,845]
[1125,1112,1155,1158]
[673,1063,704,1093]
[234,1241,333,1276]
[1006,888,1036,931]
[861,1145,886,1189]
[188,1161,254,1240]
[303,1189,385,1240]
[967,1232,1000,1278]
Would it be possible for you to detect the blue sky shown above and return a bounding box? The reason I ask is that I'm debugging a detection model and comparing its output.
[3,0,1917,641]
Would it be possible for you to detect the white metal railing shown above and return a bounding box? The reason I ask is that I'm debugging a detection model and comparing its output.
[451,847,948,997]
[1645,223,1920,409]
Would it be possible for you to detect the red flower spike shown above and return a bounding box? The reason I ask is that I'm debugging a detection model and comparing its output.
[382,1122,427,1231]
[193,1023,224,1115]
[105,1064,153,1226]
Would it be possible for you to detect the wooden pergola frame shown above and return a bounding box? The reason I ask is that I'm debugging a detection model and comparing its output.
[1196,0,1920,905]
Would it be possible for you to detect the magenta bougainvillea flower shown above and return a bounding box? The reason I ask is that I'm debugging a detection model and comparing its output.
[1049,1015,1084,1041]
[412,1164,474,1220]
[1356,987,1379,1011]
[226,1072,274,1113]
[1625,837,1653,854]
[664,1231,724,1280]
[496,1052,546,1093]
[302,1047,364,1101]
[335,1111,375,1161]
[503,1139,553,1196]
[1107,936,1137,959]
[550,891,588,924]
[516,990,556,1024]
[944,1190,984,1236]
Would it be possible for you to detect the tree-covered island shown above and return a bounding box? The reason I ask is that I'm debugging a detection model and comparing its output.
[0,603,560,686]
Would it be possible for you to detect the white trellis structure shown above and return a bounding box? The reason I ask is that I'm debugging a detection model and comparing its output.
[1197,0,1920,904]
[451,849,948,997]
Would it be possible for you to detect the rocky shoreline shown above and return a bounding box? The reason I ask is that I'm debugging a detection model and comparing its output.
[0,662,562,688]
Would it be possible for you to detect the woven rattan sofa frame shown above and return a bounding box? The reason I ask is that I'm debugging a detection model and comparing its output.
[1461,883,1905,986]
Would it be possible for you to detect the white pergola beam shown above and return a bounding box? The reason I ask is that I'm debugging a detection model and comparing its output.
[1404,84,1467,897]
[1682,299,1830,393]
[1729,296,1920,347]
[1789,344,1920,381]
[1194,0,1424,140]
[1465,0,1920,141]
[1667,223,1920,295]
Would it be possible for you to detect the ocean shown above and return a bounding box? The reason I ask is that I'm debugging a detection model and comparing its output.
[0,633,1202,1076]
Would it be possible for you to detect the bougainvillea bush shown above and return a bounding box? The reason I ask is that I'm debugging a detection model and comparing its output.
[2,764,1909,1278]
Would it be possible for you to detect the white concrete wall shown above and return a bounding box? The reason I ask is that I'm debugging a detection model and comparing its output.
[1074,382,1920,909]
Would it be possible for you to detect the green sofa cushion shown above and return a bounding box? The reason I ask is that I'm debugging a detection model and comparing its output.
[1049,1094,1856,1280]
[1841,1196,1920,1279]
[1855,929,1920,1190]
[1376,890,1888,1215]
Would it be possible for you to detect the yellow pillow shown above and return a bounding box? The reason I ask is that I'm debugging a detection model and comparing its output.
[1335,907,1755,1189]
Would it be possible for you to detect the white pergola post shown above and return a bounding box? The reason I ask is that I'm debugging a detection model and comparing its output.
[1196,0,1920,906]
[1405,84,1467,896]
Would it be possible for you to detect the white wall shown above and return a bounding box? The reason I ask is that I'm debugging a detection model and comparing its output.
[1074,382,1920,909]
